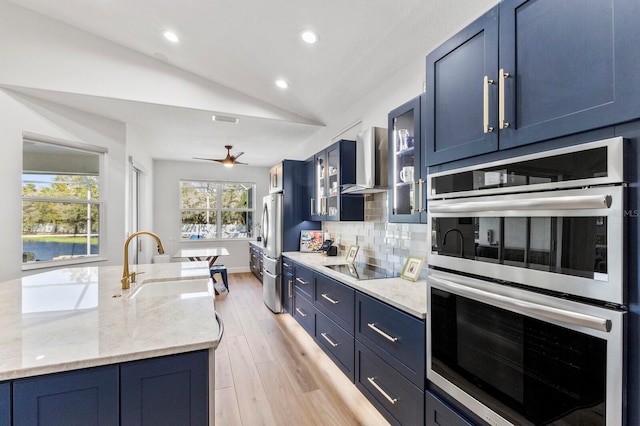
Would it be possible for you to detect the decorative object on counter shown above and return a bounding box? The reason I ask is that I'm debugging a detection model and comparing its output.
[345,245,360,263]
[401,256,424,281]
[300,230,323,252]
[320,239,334,256]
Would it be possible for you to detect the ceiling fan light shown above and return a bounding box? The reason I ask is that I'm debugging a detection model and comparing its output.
[223,162,234,168]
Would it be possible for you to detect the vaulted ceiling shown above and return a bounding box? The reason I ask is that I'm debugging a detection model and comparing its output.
[5,0,497,166]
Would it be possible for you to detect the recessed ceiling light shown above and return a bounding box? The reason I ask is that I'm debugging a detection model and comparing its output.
[275,79,289,89]
[163,30,180,43]
[212,114,239,123]
[301,31,318,44]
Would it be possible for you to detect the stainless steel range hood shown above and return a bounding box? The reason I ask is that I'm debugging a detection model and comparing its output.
[341,127,388,194]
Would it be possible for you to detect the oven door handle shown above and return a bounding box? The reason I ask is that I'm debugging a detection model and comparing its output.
[429,194,612,213]
[429,274,612,332]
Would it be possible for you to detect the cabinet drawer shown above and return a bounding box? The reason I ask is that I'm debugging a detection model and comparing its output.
[294,264,314,299]
[425,390,474,426]
[282,257,294,275]
[315,310,355,381]
[356,342,424,426]
[356,292,425,387]
[293,288,315,335]
[314,273,355,334]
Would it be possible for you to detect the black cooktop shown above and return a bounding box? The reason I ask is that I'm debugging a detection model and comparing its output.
[324,263,399,281]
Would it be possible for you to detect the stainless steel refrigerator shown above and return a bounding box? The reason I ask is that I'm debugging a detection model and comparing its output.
[261,193,283,313]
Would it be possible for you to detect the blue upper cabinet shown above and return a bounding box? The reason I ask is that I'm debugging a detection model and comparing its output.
[388,95,427,223]
[426,0,640,166]
[425,6,499,166]
[311,140,364,222]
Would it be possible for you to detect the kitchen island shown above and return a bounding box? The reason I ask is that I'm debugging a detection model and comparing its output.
[0,262,221,425]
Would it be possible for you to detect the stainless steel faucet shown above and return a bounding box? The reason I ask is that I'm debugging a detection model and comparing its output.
[121,231,165,289]
[442,228,465,257]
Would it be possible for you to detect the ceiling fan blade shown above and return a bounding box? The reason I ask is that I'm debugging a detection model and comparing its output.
[234,161,249,165]
[193,157,224,162]
[232,151,245,159]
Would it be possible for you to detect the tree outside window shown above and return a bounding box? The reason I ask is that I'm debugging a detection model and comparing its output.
[22,139,103,265]
[180,180,254,240]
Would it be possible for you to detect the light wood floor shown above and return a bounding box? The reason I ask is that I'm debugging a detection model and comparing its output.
[214,272,390,426]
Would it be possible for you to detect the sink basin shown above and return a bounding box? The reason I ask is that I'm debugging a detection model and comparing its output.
[128,277,212,300]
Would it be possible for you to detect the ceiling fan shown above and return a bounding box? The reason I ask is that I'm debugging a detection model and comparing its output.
[194,145,247,167]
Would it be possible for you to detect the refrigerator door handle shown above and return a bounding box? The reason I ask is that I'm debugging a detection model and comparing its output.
[261,202,268,248]
[263,269,278,279]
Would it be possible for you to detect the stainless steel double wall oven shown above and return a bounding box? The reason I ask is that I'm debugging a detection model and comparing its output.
[426,138,627,425]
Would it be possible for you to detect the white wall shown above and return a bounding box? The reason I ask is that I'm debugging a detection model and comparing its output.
[153,160,270,273]
[0,89,127,281]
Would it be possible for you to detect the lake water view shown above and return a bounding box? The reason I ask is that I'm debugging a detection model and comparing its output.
[23,241,99,262]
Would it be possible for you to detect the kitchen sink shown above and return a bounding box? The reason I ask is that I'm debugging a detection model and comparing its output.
[128,277,213,300]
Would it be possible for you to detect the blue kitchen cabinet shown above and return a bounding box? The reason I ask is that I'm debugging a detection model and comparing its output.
[281,160,321,251]
[424,6,499,166]
[13,365,119,426]
[282,257,294,314]
[314,272,355,335]
[0,382,10,426]
[426,0,640,166]
[356,342,424,426]
[355,292,425,388]
[121,350,208,426]
[388,95,427,223]
[310,140,364,222]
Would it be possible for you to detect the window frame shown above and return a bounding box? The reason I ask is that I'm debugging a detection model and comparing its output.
[179,179,256,241]
[22,133,107,271]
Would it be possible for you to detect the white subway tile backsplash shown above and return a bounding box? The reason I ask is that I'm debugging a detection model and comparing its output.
[323,192,428,275]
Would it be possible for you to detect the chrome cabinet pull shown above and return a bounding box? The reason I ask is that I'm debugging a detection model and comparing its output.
[418,179,424,213]
[367,323,398,342]
[483,75,494,133]
[283,262,291,267]
[296,278,308,285]
[288,279,292,298]
[320,332,339,347]
[499,69,510,129]
[429,273,611,332]
[295,308,308,317]
[410,179,416,214]
[321,293,339,304]
[429,194,612,214]
[367,377,397,404]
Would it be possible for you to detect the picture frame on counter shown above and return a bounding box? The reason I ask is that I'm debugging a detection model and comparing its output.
[345,245,359,263]
[300,230,323,252]
[401,256,424,281]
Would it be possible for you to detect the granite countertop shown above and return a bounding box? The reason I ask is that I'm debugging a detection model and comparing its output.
[0,262,220,381]
[282,252,427,319]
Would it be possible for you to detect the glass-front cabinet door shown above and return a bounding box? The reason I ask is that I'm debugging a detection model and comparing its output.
[310,140,363,222]
[388,95,425,223]
[311,152,325,219]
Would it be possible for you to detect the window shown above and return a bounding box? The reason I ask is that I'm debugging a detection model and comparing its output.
[22,134,105,266]
[180,180,254,240]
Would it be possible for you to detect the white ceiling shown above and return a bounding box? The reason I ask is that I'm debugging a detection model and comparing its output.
[6,0,496,166]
